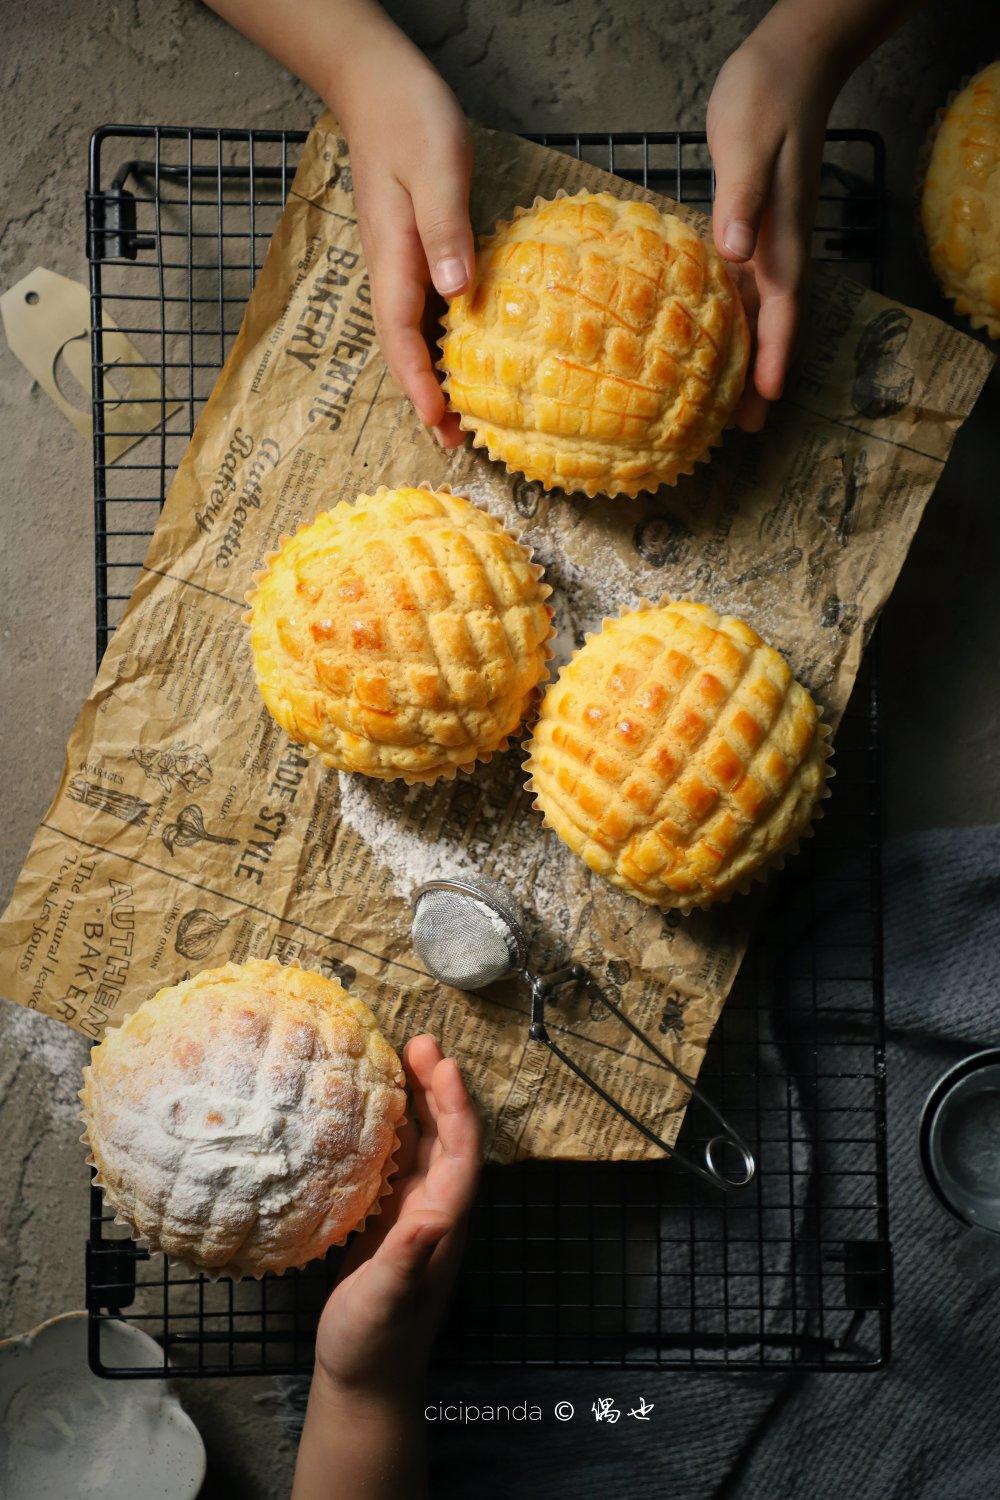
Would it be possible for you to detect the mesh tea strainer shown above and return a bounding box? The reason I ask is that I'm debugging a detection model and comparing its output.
[411,874,755,1190]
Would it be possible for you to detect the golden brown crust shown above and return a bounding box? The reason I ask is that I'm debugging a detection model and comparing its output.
[921,62,1000,339]
[439,190,749,498]
[247,485,553,783]
[80,960,406,1278]
[524,601,829,910]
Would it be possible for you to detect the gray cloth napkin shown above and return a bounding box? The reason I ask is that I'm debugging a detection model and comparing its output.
[419,825,1000,1497]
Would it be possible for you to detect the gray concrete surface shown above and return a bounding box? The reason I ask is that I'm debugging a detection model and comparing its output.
[0,3,996,1496]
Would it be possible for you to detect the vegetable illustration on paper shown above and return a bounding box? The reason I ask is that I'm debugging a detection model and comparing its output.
[658,996,685,1038]
[633,514,692,569]
[68,776,150,827]
[131,742,213,793]
[174,908,229,961]
[162,803,239,855]
[852,309,914,418]
[324,958,356,991]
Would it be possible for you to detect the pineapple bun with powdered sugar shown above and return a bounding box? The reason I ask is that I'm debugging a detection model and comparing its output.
[80,960,406,1278]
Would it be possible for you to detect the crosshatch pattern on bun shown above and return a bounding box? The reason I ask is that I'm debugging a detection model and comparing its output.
[921,62,1000,340]
[439,190,749,498]
[80,960,406,1278]
[525,601,830,911]
[247,485,553,783]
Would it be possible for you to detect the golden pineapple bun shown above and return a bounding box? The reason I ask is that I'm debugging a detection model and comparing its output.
[248,485,553,782]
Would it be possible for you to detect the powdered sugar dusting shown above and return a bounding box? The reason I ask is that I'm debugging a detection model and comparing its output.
[462,475,641,667]
[0,1004,89,1128]
[468,473,819,691]
[336,775,480,897]
[524,528,638,668]
[335,760,595,968]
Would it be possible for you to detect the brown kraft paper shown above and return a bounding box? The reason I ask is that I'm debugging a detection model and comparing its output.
[0,112,993,1163]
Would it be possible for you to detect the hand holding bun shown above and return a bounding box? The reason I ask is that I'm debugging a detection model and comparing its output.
[439,190,749,497]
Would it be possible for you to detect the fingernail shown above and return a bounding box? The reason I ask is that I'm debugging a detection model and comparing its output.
[723,220,755,260]
[434,257,468,296]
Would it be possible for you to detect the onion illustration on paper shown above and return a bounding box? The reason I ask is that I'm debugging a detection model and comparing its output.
[174,907,229,961]
[658,995,686,1038]
[162,803,239,856]
[68,776,150,827]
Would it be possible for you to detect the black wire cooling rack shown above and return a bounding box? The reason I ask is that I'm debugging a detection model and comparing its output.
[84,125,891,1377]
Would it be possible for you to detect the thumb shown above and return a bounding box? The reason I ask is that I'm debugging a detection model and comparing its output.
[364,1212,451,1306]
[709,131,781,264]
[410,136,475,300]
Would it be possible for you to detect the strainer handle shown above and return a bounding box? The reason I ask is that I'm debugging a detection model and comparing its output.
[528,970,756,1191]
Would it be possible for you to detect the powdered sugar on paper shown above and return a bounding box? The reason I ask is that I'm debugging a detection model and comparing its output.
[336,765,588,952]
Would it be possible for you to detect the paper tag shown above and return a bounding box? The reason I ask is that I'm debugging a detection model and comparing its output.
[0,267,180,462]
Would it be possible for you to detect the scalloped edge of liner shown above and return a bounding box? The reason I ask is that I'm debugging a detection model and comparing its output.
[436,187,751,500]
[78,961,407,1282]
[914,67,1000,344]
[243,480,556,787]
[521,595,835,915]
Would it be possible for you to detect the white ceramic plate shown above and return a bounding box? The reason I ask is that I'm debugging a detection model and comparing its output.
[0,1311,205,1500]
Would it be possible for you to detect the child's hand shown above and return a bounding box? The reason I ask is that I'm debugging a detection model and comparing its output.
[314,1038,482,1386]
[292,1035,480,1499]
[206,0,474,447]
[707,0,909,431]
[707,32,836,432]
[337,42,474,449]
[312,1033,481,1395]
